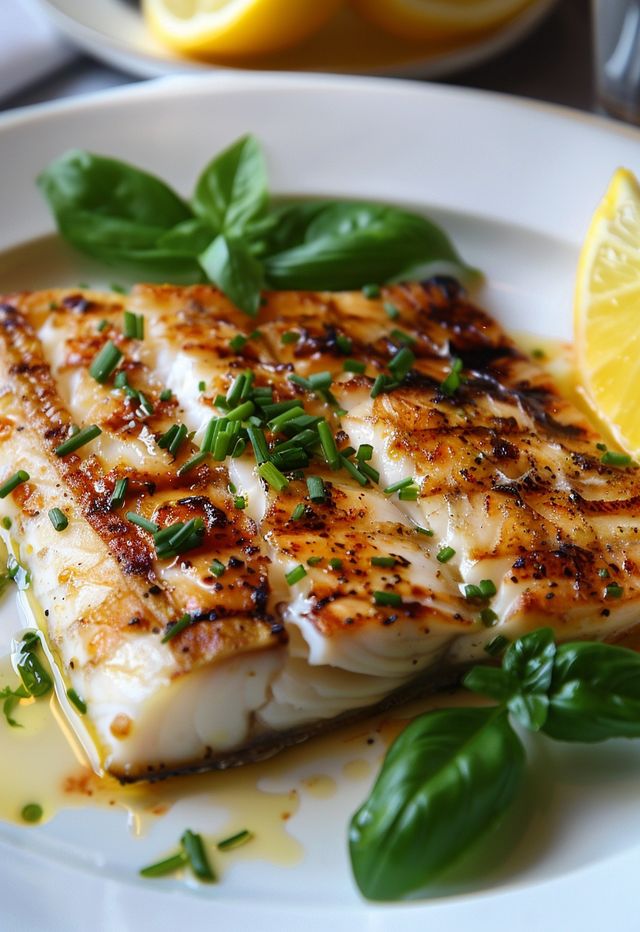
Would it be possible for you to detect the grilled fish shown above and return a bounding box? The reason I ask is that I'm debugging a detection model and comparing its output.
[0,279,638,781]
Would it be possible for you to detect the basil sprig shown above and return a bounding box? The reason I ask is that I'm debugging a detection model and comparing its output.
[38,135,478,316]
[349,629,640,901]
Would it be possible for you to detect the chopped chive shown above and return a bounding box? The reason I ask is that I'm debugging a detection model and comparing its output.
[177,451,209,476]
[307,556,323,566]
[343,359,366,374]
[383,477,414,495]
[371,556,396,568]
[596,442,607,451]
[341,446,357,459]
[398,486,419,501]
[531,347,545,360]
[371,374,399,399]
[0,471,29,498]
[140,851,187,878]
[226,400,255,422]
[285,564,307,586]
[96,319,109,332]
[268,406,306,432]
[157,424,179,449]
[478,579,497,598]
[210,559,225,577]
[291,503,305,521]
[416,526,434,536]
[126,512,159,534]
[390,328,416,346]
[341,455,368,486]
[318,421,341,470]
[357,444,373,462]
[198,380,206,392]
[601,450,633,467]
[110,283,127,294]
[137,392,154,417]
[281,330,300,345]
[215,394,230,411]
[217,829,253,851]
[1,516,12,529]
[480,607,498,627]
[598,567,610,578]
[261,400,300,419]
[373,590,402,607]
[180,830,216,882]
[440,357,464,397]
[329,558,343,570]
[234,495,246,510]
[306,476,325,503]
[258,461,289,492]
[114,370,129,389]
[384,302,400,320]
[161,613,193,643]
[389,346,415,381]
[362,284,380,299]
[247,427,270,465]
[272,449,309,471]
[336,407,348,417]
[21,803,43,824]
[485,635,510,657]
[55,426,101,457]
[89,340,122,384]
[67,688,87,713]
[358,461,380,484]
[123,310,144,339]
[226,373,247,407]
[309,371,333,391]
[231,438,247,458]
[168,424,188,457]
[109,477,130,513]
[336,333,352,354]
[464,584,482,599]
[48,508,68,532]
[437,546,455,563]
[229,333,247,353]
[605,583,624,599]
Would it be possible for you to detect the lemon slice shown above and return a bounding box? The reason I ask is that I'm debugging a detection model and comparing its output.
[349,0,536,41]
[144,0,343,57]
[574,168,640,455]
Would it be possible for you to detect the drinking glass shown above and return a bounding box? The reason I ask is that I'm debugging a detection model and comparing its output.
[593,0,640,123]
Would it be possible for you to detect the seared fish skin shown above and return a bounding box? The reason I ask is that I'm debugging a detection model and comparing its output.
[0,279,637,780]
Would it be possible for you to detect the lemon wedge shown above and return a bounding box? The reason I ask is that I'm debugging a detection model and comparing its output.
[574,168,640,455]
[349,0,536,41]
[143,0,343,57]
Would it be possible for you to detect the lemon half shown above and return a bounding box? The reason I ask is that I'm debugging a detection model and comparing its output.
[574,168,640,456]
[349,0,537,41]
[144,0,343,57]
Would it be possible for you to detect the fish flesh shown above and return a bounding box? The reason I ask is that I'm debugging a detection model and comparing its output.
[0,279,638,781]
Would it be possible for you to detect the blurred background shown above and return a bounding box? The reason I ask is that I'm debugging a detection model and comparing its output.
[0,0,593,115]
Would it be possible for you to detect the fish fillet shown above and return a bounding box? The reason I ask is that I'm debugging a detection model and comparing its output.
[0,279,638,781]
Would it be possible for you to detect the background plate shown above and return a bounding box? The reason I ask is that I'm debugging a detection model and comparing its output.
[2,73,640,932]
[33,0,558,79]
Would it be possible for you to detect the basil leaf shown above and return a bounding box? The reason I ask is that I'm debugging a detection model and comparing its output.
[508,692,549,732]
[543,641,640,742]
[193,135,268,236]
[246,201,333,256]
[199,234,264,317]
[463,665,516,701]
[349,707,525,901]
[265,205,477,290]
[503,627,556,695]
[157,218,217,255]
[38,149,192,229]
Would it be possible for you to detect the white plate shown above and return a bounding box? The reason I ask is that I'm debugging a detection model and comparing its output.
[34,0,558,79]
[2,73,640,932]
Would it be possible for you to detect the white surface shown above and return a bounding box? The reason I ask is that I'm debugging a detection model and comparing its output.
[0,0,75,102]
[33,0,558,79]
[1,73,640,931]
